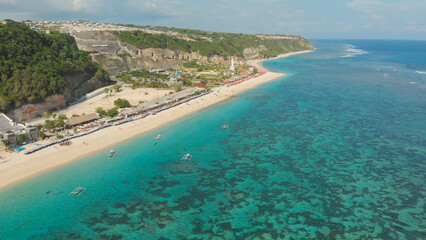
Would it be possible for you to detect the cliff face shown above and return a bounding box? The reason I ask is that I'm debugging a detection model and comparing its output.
[243,45,267,59]
[8,95,66,120]
[71,30,273,73]
[63,72,111,103]
[7,73,111,120]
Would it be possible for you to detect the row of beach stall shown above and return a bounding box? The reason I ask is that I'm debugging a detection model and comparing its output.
[24,90,212,155]
[226,72,266,87]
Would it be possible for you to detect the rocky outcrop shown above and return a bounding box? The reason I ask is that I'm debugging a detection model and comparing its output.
[63,72,112,102]
[73,31,121,54]
[8,95,66,120]
[243,45,267,59]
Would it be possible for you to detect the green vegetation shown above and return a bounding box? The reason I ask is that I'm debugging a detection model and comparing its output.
[183,60,224,72]
[96,106,119,118]
[39,131,46,139]
[17,134,28,146]
[113,28,313,59]
[116,71,169,89]
[0,20,109,113]
[130,69,167,79]
[174,84,182,91]
[41,113,68,132]
[105,107,119,117]
[114,98,131,108]
[96,107,106,117]
[113,85,122,92]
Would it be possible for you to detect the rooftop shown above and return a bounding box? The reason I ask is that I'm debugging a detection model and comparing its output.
[0,113,15,133]
[66,113,99,126]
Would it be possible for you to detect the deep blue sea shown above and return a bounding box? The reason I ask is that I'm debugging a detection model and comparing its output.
[0,40,425,239]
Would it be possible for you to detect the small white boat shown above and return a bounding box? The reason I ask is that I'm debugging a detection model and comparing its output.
[221,124,229,129]
[156,135,162,140]
[106,149,117,157]
[69,187,86,196]
[181,153,192,161]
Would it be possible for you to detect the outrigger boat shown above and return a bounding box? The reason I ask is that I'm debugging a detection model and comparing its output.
[181,153,192,161]
[69,187,86,196]
[106,149,117,157]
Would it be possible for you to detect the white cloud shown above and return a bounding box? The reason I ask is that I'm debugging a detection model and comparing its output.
[127,0,188,17]
[73,0,83,11]
[72,0,103,13]
[0,0,16,4]
[347,0,383,20]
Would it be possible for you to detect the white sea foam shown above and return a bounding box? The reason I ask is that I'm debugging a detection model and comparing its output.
[415,70,426,75]
[341,45,368,58]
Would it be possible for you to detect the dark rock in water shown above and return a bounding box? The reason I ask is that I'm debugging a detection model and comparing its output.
[93,227,109,233]
[45,191,51,194]
[66,232,82,239]
[99,234,122,240]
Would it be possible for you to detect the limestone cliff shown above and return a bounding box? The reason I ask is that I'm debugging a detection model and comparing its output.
[70,30,274,73]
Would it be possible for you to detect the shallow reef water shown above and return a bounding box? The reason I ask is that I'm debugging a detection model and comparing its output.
[0,40,425,239]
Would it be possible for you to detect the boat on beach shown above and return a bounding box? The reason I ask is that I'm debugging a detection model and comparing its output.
[181,153,192,161]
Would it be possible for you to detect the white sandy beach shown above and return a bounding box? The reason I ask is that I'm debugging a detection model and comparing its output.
[64,87,172,117]
[0,50,311,189]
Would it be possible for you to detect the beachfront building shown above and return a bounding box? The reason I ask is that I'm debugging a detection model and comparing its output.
[0,113,39,143]
[65,113,99,127]
[26,126,39,140]
[0,113,15,139]
[230,59,235,71]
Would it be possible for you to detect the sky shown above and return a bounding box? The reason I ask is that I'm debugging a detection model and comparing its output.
[1,0,425,40]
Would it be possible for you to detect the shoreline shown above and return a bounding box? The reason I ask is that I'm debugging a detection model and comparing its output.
[0,50,312,190]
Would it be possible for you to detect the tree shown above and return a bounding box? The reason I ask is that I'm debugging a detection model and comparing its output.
[105,107,119,117]
[2,139,10,147]
[57,114,67,121]
[120,74,131,82]
[17,134,28,145]
[174,84,182,91]
[95,107,106,117]
[113,84,122,92]
[114,98,131,108]
[44,119,55,130]
[39,132,46,139]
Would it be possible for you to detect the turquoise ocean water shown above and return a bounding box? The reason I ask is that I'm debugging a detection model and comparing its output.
[0,40,425,239]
